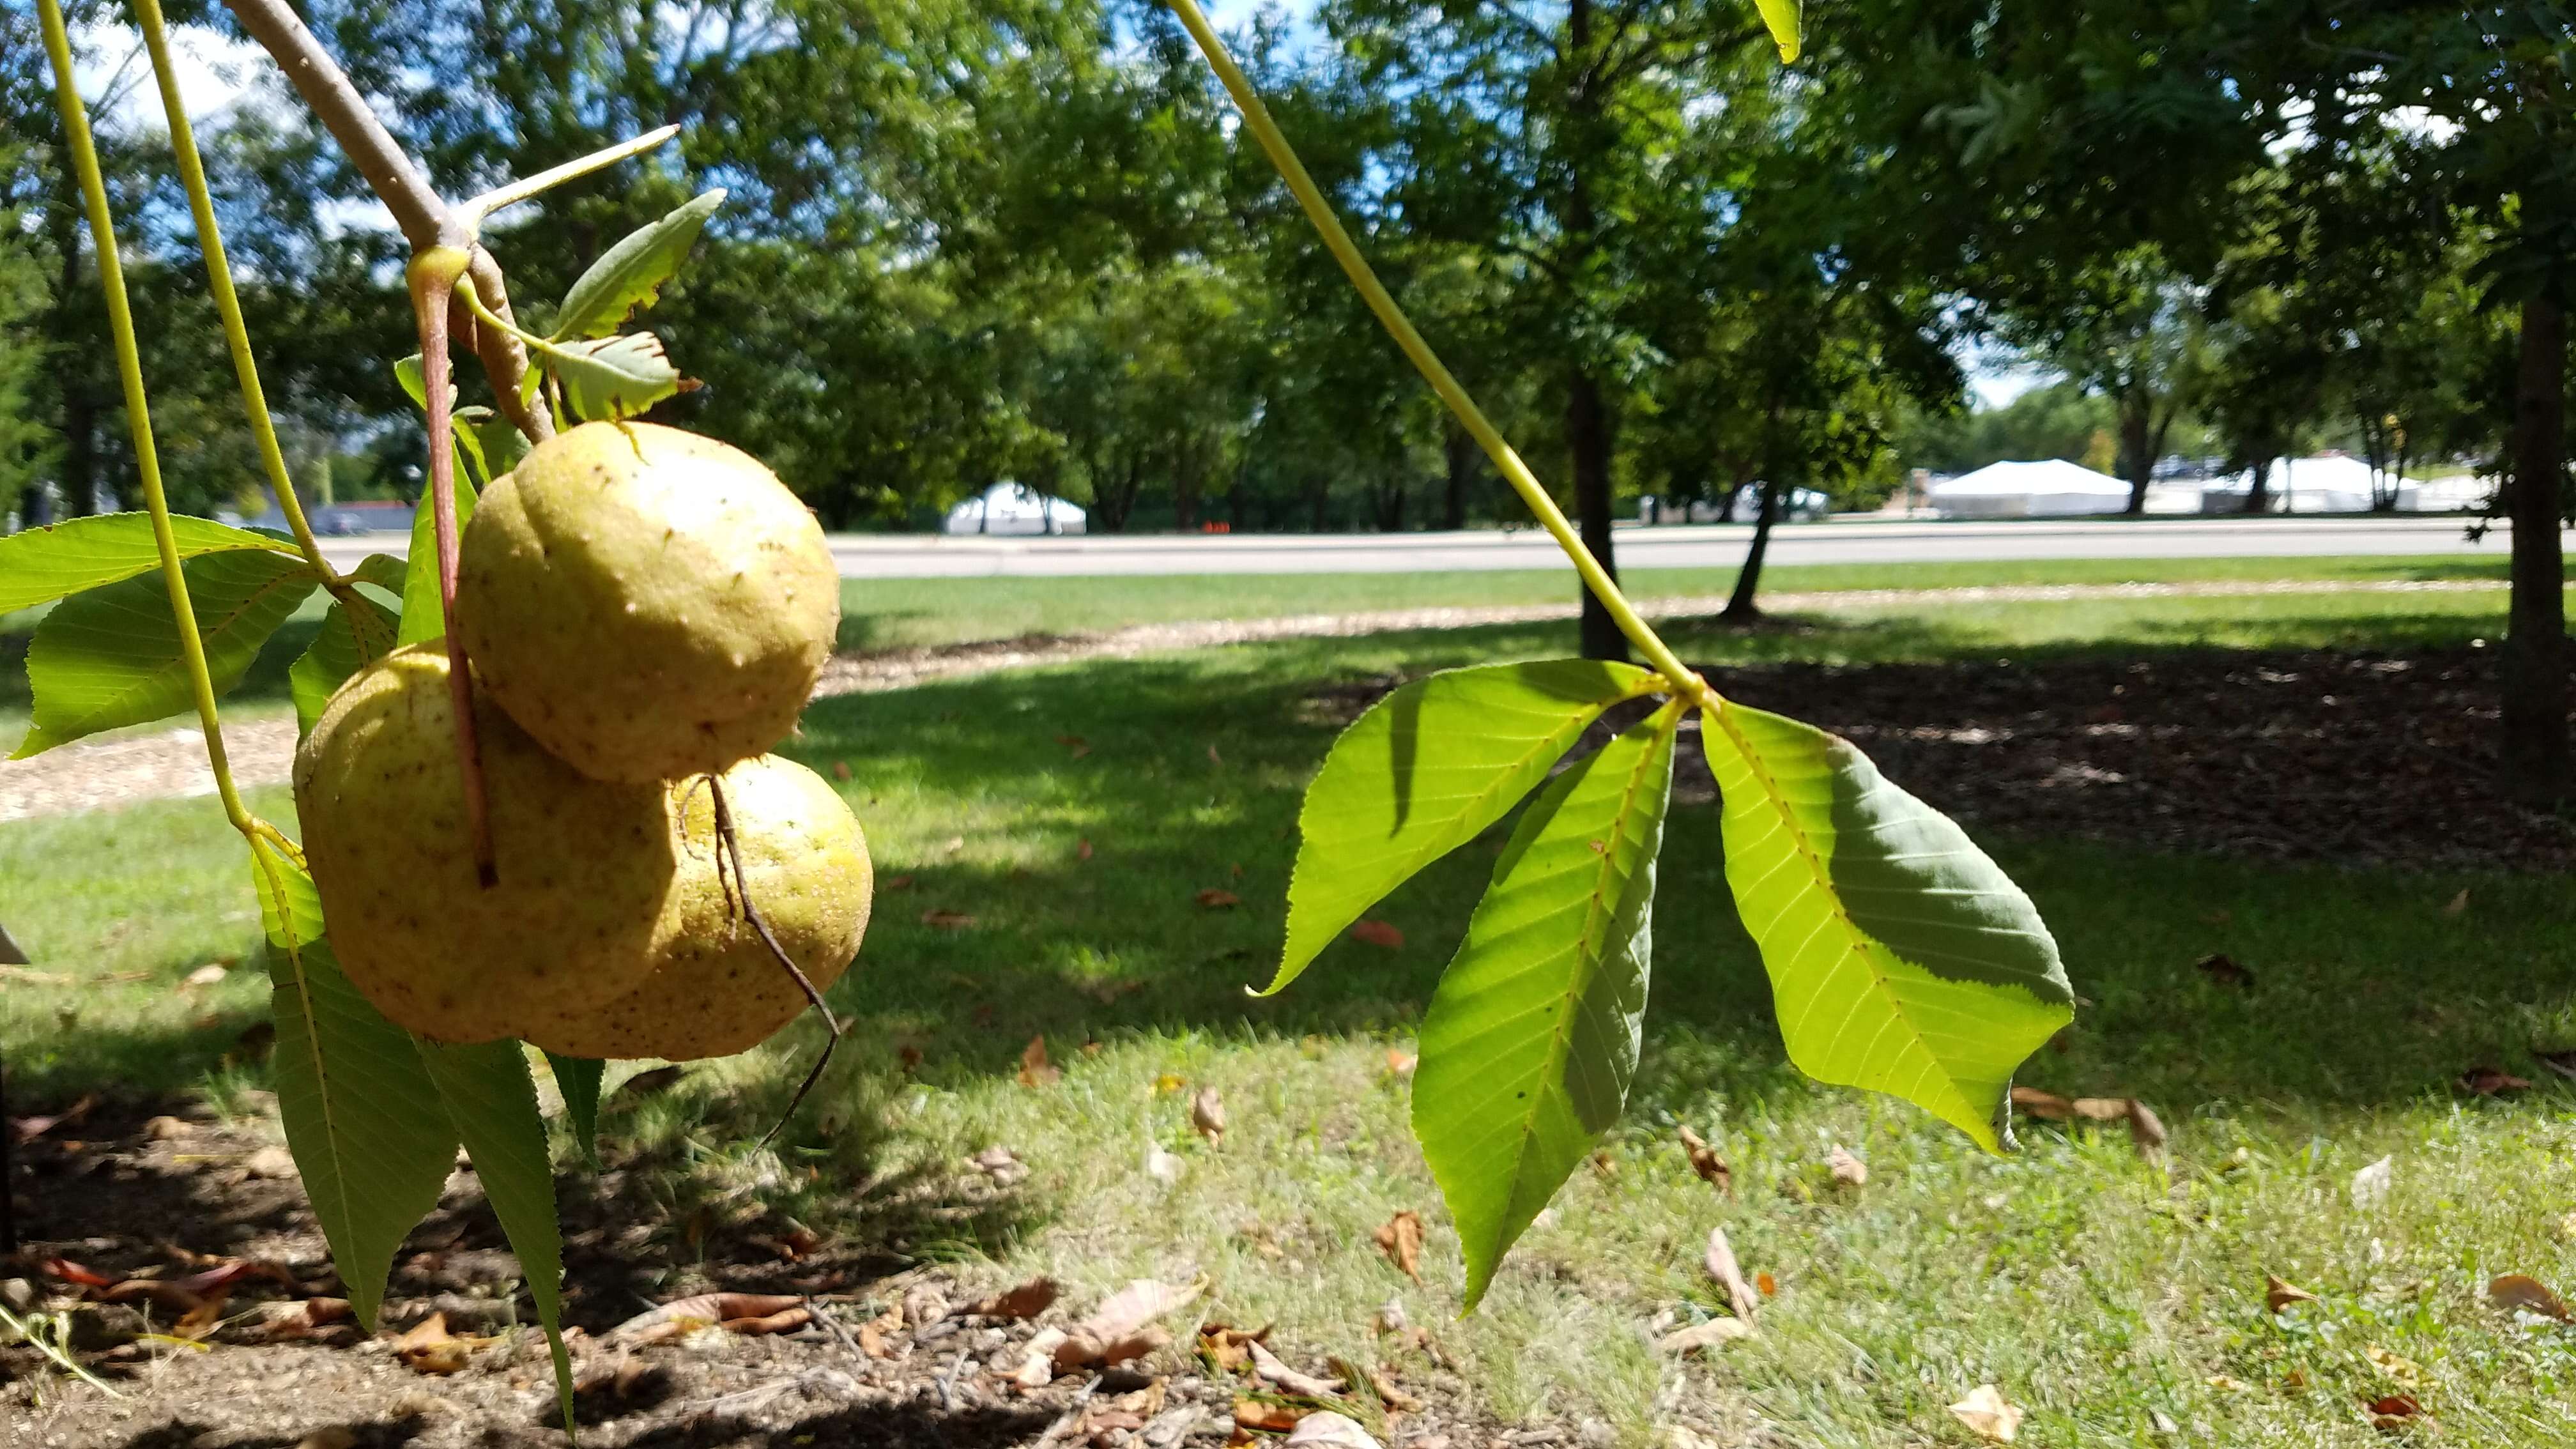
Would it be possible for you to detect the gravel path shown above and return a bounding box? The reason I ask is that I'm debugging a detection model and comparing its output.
[0,577,2503,822]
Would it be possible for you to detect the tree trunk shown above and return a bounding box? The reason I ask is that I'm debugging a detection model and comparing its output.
[1443,422,1475,530]
[1722,481,1780,620]
[1567,370,1626,661]
[2502,294,2572,804]
[2242,456,2272,515]
[2118,394,2152,516]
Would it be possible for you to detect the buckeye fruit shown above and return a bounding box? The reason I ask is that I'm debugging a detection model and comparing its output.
[292,643,677,1043]
[454,420,838,783]
[519,753,871,1061]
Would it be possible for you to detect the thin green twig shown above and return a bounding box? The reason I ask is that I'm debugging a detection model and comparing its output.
[1162,0,1717,705]
[0,1303,121,1399]
[132,0,360,606]
[39,0,257,838]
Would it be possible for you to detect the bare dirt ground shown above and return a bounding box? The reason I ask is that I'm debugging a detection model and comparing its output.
[6,1102,1499,1449]
[0,578,2507,822]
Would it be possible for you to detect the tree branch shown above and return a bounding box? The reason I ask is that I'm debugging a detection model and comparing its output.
[219,0,553,445]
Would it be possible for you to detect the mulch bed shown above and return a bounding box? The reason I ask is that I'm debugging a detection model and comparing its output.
[1677,643,2574,871]
[3,1104,1499,1449]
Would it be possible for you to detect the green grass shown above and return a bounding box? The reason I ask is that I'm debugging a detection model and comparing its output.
[0,553,2518,741]
[8,576,2576,1445]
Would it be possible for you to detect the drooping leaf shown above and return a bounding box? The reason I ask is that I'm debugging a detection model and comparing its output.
[351,553,408,601]
[535,331,682,422]
[1754,0,1802,61]
[14,551,321,757]
[416,1039,575,1430]
[289,594,401,738]
[251,840,457,1333]
[551,188,726,341]
[1414,703,1680,1308]
[1272,659,1655,996]
[397,475,478,647]
[392,353,440,413]
[0,513,294,617]
[544,1052,606,1170]
[1699,702,2073,1149]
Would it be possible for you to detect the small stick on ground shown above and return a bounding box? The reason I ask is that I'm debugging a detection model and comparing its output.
[707,776,844,1144]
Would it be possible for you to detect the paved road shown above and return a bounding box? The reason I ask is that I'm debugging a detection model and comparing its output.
[317,514,2521,579]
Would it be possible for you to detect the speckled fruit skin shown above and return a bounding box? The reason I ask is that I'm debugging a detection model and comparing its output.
[292,643,678,1044]
[521,754,870,1061]
[454,420,838,783]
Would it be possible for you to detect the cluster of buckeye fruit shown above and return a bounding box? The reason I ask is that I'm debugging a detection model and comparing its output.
[294,422,870,1062]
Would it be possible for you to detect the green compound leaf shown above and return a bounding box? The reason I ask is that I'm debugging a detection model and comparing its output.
[552,188,726,341]
[1414,701,1680,1309]
[289,594,401,738]
[13,550,321,758]
[417,1040,576,1432]
[351,553,408,601]
[1699,702,2073,1150]
[535,330,683,422]
[397,475,478,648]
[0,512,295,617]
[251,840,459,1333]
[1273,659,1656,996]
[1755,0,1802,61]
[544,1052,607,1170]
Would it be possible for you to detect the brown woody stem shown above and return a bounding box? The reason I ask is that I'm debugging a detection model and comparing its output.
[411,254,497,889]
[707,776,843,1145]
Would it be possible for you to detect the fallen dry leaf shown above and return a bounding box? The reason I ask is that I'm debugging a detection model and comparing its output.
[1825,1146,1867,1188]
[2457,1066,2534,1096]
[2363,1344,2422,1386]
[1702,1227,1758,1322]
[2266,1275,2319,1313]
[181,963,229,989]
[2366,1393,2424,1429]
[2194,953,2253,988]
[1372,1301,1406,1337]
[832,759,853,780]
[172,1296,228,1340]
[606,1292,804,1346]
[1283,1411,1382,1449]
[1675,1125,1733,1197]
[2488,1273,2573,1321]
[2009,1086,2076,1121]
[2070,1097,2131,1122]
[1197,888,1243,910]
[2442,887,2470,917]
[970,1276,1059,1321]
[1349,920,1404,950]
[1050,1277,1203,1370]
[1146,1145,1184,1184]
[882,873,917,891]
[921,908,977,928]
[1947,1384,2023,1443]
[1656,1317,1752,1354]
[1058,734,1092,758]
[1200,1322,1271,1373]
[1383,1049,1417,1078]
[1249,1339,1346,1397]
[1754,1271,1777,1297]
[1018,1036,1064,1087]
[2351,1155,2395,1210]
[1365,1365,1422,1413]
[392,1312,477,1374]
[2127,1100,2169,1153]
[1234,1399,1305,1434]
[1078,837,1095,862]
[1193,1086,1227,1147]
[1374,1211,1424,1284]
[295,1429,359,1449]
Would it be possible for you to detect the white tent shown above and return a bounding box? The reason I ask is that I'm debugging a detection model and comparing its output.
[942,482,1087,536]
[2201,455,2419,514]
[1927,459,2134,519]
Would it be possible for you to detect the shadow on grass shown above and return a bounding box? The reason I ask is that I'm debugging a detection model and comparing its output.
[12,604,2576,1327]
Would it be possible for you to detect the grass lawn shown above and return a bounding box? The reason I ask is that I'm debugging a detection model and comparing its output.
[8,576,2576,1445]
[0,552,2520,743]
